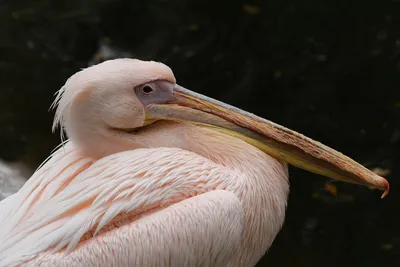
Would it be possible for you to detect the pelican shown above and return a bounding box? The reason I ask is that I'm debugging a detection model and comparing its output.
[0,58,389,267]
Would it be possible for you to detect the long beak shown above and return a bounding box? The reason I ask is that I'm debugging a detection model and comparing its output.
[145,84,389,198]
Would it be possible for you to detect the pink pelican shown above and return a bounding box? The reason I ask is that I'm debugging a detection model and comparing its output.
[0,58,389,267]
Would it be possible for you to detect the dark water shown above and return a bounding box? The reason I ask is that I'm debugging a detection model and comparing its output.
[1,0,399,266]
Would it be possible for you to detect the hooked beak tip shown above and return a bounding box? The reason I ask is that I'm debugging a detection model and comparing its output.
[381,178,390,199]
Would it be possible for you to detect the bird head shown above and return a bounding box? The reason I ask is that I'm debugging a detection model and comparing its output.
[52,58,389,198]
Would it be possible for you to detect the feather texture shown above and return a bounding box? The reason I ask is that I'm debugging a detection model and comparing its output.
[0,143,240,266]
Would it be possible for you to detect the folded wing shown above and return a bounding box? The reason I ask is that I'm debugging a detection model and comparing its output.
[0,143,243,266]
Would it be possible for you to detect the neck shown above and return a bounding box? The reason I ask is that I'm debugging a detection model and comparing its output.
[180,124,290,266]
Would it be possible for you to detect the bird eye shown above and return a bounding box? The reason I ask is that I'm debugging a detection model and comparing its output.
[134,80,174,106]
[141,85,154,95]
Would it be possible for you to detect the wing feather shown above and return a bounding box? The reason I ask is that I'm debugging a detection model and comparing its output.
[0,145,240,266]
[29,191,244,267]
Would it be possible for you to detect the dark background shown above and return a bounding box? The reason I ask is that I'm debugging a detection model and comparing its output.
[1,0,399,266]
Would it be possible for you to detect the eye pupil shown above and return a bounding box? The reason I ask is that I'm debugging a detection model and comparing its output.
[142,86,154,94]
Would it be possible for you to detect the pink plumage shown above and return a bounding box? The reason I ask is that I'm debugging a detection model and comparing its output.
[0,58,388,267]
